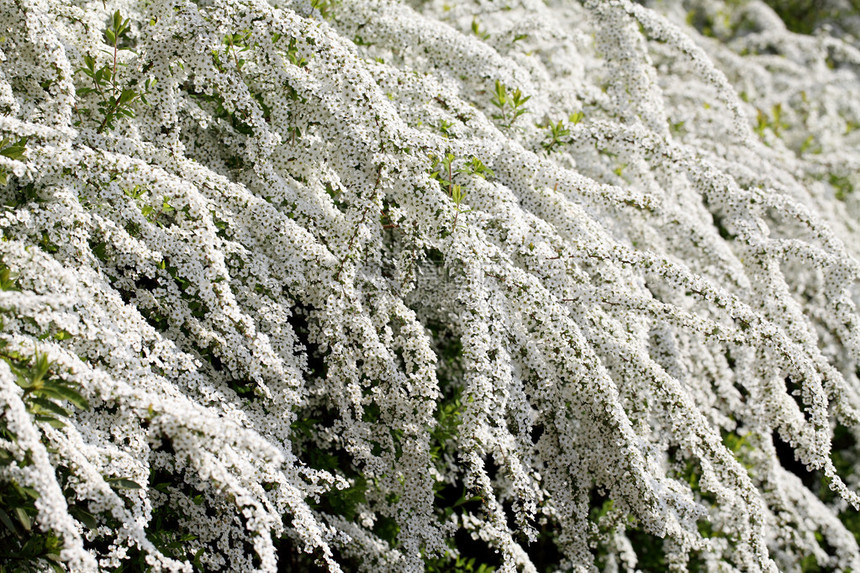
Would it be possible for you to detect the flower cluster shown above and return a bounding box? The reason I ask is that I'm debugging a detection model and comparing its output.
[0,0,859,570]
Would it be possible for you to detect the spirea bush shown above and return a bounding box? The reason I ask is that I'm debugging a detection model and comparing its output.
[1,0,860,570]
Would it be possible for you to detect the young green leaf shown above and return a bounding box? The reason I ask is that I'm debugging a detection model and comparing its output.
[0,507,18,535]
[106,477,142,490]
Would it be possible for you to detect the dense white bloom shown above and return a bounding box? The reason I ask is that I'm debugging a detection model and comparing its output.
[0,0,859,570]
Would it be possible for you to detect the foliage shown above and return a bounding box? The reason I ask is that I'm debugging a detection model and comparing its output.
[761,0,860,35]
[489,80,531,129]
[74,11,154,133]
[0,139,27,186]
[0,264,89,571]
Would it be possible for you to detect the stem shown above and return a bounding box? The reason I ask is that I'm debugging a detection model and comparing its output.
[228,36,242,71]
[335,165,383,281]
[97,100,118,133]
[91,72,107,100]
[112,26,119,94]
[73,103,86,127]
[447,157,466,232]
[94,19,121,133]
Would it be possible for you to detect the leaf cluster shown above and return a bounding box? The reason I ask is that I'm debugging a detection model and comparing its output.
[426,552,495,573]
[538,112,583,154]
[310,0,338,20]
[0,137,28,185]
[222,30,252,71]
[490,80,530,129]
[429,153,494,232]
[0,482,64,573]
[124,186,177,226]
[74,11,154,133]
[0,262,146,571]
[3,349,88,428]
[0,338,87,570]
[471,18,490,41]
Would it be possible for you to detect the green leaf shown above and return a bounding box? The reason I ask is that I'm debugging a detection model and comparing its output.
[0,508,18,535]
[491,80,506,108]
[451,184,464,203]
[510,89,530,107]
[453,493,482,508]
[118,88,137,105]
[13,507,31,532]
[0,267,16,292]
[30,397,72,417]
[19,485,40,499]
[0,138,28,161]
[113,11,123,30]
[35,414,66,428]
[106,477,142,490]
[94,67,108,85]
[69,506,98,529]
[31,351,51,383]
[13,371,36,390]
[49,384,89,410]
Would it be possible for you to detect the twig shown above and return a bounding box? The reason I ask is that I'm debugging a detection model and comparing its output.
[335,165,383,281]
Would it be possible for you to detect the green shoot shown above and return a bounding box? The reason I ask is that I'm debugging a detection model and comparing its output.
[471,18,490,40]
[490,80,530,128]
[224,30,252,71]
[429,153,492,232]
[75,11,154,133]
[310,0,337,19]
[541,119,570,153]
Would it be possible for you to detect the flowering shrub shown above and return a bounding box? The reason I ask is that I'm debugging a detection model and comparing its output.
[1,0,860,570]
